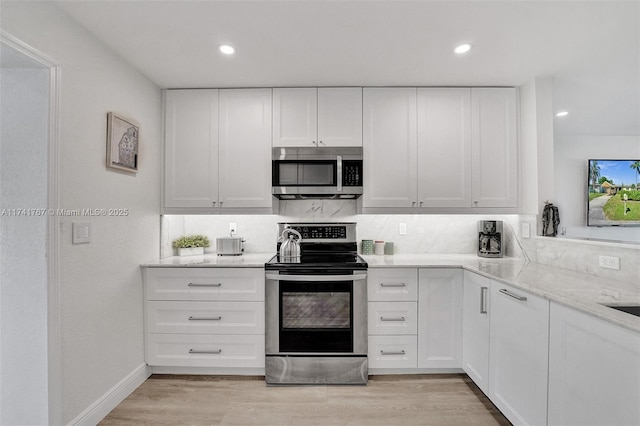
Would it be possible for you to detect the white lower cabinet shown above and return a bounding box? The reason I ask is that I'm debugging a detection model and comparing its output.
[143,267,265,372]
[462,271,490,394]
[368,335,418,369]
[548,302,640,426]
[489,281,549,426]
[417,268,462,369]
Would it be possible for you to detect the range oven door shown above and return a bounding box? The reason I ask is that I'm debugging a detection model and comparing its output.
[265,270,367,356]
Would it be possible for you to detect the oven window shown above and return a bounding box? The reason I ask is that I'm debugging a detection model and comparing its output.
[282,292,350,329]
[278,280,353,353]
[273,160,336,186]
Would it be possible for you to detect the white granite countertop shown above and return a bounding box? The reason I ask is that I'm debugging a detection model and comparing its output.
[142,252,640,333]
[363,254,640,333]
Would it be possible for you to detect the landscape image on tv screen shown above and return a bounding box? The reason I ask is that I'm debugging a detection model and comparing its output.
[588,159,640,226]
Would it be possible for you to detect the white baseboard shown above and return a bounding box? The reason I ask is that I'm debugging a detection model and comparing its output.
[68,363,151,426]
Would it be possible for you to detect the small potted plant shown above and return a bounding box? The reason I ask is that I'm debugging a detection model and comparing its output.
[172,234,210,256]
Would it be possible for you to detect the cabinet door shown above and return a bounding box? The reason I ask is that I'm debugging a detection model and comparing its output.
[417,268,463,369]
[218,89,273,208]
[462,271,490,394]
[363,88,418,208]
[164,89,218,208]
[471,88,518,208]
[489,281,549,426]
[548,302,640,426]
[317,87,362,147]
[272,88,317,147]
[417,88,472,208]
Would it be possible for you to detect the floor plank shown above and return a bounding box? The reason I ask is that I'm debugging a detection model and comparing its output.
[100,374,511,426]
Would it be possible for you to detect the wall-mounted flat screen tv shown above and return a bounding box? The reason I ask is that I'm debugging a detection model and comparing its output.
[587,159,640,226]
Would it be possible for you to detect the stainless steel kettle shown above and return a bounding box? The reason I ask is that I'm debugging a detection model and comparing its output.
[279,227,302,263]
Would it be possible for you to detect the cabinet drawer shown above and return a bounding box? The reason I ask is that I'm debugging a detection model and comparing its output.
[368,302,418,335]
[145,268,264,301]
[147,301,265,335]
[368,335,417,369]
[146,333,265,368]
[367,268,418,301]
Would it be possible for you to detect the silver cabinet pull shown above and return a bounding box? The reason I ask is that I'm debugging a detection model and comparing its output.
[380,350,405,356]
[380,316,405,322]
[188,316,222,321]
[212,201,216,206]
[189,349,221,355]
[380,283,406,288]
[480,286,488,314]
[336,155,343,193]
[187,282,222,287]
[499,288,528,301]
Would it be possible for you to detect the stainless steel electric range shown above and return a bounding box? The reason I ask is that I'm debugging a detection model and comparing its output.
[264,222,368,385]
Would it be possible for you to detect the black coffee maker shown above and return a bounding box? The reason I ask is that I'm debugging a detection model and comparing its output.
[478,220,503,258]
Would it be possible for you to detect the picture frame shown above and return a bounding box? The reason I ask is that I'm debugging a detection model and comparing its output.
[106,112,139,174]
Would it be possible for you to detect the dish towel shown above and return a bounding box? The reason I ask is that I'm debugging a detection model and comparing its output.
[542,203,560,237]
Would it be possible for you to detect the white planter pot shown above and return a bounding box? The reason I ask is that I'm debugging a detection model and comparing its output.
[178,247,204,256]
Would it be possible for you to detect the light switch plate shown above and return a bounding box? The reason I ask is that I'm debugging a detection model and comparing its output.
[522,222,530,238]
[72,222,91,244]
[399,223,407,235]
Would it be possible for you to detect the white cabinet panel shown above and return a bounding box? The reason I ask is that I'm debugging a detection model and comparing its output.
[489,281,549,426]
[273,88,317,147]
[368,335,418,369]
[145,268,264,301]
[164,89,218,208]
[367,268,418,302]
[218,88,272,208]
[368,302,418,335]
[363,88,418,208]
[462,271,490,394]
[147,301,265,335]
[146,333,265,368]
[417,269,462,369]
[548,302,640,426]
[471,88,518,208]
[417,88,472,208]
[317,87,362,147]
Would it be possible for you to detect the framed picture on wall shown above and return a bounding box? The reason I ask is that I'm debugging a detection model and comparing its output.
[106,112,139,174]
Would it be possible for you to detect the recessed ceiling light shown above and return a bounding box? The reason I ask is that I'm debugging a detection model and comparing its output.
[218,44,235,55]
[556,111,569,117]
[454,44,472,54]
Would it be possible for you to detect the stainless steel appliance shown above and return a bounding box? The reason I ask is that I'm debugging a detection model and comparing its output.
[216,237,244,256]
[272,147,363,199]
[278,227,302,263]
[265,222,368,385]
[477,220,503,258]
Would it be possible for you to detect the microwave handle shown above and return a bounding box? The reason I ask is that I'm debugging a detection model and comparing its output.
[336,155,342,193]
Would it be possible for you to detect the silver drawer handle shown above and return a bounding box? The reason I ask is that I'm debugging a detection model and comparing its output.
[380,316,405,322]
[187,282,222,287]
[499,288,528,301]
[480,286,488,314]
[380,283,406,288]
[188,316,222,321]
[380,350,405,356]
[189,349,222,355]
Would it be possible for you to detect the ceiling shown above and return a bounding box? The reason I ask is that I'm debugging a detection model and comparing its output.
[53,0,639,136]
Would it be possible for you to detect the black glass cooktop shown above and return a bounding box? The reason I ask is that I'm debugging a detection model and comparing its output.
[265,253,368,270]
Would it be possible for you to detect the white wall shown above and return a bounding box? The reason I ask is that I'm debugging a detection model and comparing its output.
[0,67,50,426]
[1,2,162,424]
[554,135,640,243]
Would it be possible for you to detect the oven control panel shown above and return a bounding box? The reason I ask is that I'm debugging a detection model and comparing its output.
[290,226,346,240]
[279,222,356,242]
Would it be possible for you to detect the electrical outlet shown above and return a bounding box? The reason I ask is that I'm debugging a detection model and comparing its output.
[522,222,530,239]
[229,222,237,236]
[72,222,91,244]
[598,255,620,270]
[399,223,407,235]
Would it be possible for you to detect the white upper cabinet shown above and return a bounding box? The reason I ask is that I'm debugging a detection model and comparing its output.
[163,88,273,212]
[317,87,362,147]
[218,88,272,208]
[417,88,472,208]
[164,89,219,208]
[273,87,362,147]
[471,88,518,208]
[363,88,418,208]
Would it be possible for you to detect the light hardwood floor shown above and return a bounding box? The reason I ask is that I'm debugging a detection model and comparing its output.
[100,374,511,425]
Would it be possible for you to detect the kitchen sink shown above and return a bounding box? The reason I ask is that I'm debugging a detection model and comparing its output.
[603,305,640,318]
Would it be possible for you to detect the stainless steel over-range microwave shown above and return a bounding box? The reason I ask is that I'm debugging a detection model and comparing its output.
[272,147,363,199]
